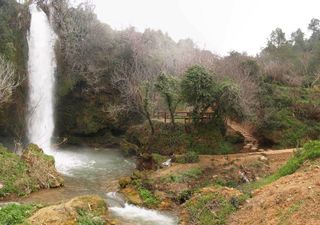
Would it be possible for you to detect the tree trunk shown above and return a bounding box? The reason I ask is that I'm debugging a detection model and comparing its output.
[146,115,155,135]
[169,109,176,129]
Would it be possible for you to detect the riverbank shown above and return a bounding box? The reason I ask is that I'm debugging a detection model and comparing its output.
[0,144,63,200]
[117,141,320,225]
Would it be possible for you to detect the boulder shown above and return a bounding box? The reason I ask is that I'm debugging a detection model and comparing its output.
[120,140,139,156]
[27,195,117,225]
[259,156,268,162]
[118,176,132,189]
[0,144,63,197]
[120,187,143,205]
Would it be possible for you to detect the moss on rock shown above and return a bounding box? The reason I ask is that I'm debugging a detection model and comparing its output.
[22,144,64,189]
[27,195,116,225]
[120,139,139,156]
[0,144,63,198]
[120,187,143,206]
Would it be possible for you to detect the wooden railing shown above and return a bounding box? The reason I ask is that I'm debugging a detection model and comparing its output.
[154,111,214,124]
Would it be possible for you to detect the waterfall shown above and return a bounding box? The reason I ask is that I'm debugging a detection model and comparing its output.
[27,4,56,153]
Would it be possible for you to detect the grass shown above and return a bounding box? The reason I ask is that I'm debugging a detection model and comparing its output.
[242,140,320,192]
[0,145,37,197]
[278,201,304,225]
[185,193,237,225]
[164,168,203,183]
[77,209,106,225]
[0,203,40,225]
[175,151,199,164]
[0,144,63,197]
[138,188,159,207]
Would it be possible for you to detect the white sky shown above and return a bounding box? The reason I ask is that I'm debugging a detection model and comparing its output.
[92,0,320,56]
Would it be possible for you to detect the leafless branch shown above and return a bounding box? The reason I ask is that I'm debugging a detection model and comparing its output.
[0,55,22,106]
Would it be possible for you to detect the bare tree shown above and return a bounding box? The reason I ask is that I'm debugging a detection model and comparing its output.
[0,55,21,107]
[111,62,156,135]
[214,53,260,119]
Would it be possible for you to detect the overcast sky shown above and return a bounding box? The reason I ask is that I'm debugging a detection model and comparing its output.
[91,0,320,56]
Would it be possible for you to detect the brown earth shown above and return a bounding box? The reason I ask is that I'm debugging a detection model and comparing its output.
[228,160,320,225]
[152,149,294,181]
[180,186,243,225]
[125,149,295,214]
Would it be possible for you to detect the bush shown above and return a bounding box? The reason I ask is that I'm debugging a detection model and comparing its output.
[152,153,169,166]
[181,65,218,123]
[165,168,203,183]
[176,189,193,204]
[175,151,199,164]
[138,188,159,207]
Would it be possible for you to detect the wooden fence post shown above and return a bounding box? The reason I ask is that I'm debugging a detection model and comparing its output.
[164,112,167,124]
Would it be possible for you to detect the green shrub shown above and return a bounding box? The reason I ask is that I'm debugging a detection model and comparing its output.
[139,188,159,207]
[175,151,199,164]
[152,153,169,166]
[176,189,193,204]
[257,84,320,148]
[165,168,203,183]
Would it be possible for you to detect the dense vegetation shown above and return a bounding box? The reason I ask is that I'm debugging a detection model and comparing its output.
[0,0,318,151]
[44,0,319,150]
[0,0,29,142]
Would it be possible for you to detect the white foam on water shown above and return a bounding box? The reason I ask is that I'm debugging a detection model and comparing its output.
[109,203,177,225]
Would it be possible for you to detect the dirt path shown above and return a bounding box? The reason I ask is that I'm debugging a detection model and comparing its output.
[228,120,260,152]
[153,148,295,179]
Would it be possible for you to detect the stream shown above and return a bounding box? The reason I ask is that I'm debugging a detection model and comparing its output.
[16,146,178,225]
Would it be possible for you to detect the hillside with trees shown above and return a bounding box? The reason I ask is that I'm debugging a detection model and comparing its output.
[42,0,320,150]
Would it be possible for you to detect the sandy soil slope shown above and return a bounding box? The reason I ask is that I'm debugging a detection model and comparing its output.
[228,160,320,225]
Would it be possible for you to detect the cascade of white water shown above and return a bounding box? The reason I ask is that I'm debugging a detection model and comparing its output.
[27,4,56,153]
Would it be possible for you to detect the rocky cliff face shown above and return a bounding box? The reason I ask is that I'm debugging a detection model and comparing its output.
[55,80,134,146]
